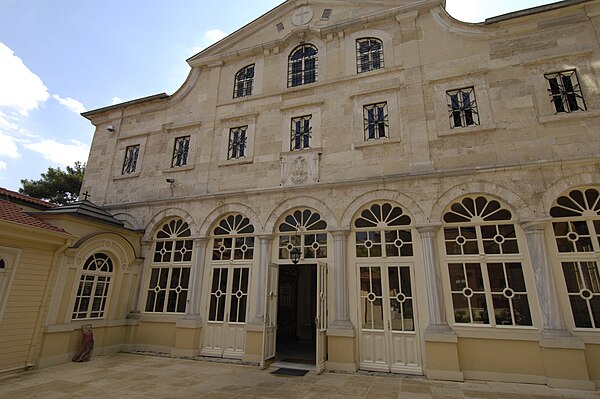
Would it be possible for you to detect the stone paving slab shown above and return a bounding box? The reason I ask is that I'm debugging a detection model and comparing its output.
[0,353,598,399]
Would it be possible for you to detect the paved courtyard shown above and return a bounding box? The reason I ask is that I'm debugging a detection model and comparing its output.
[0,353,598,399]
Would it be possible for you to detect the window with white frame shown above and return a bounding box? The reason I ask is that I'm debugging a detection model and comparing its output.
[212,214,255,261]
[363,102,388,141]
[356,38,384,73]
[354,202,413,258]
[171,136,190,167]
[72,253,113,320]
[545,69,587,114]
[288,44,318,87]
[290,115,312,151]
[278,209,327,261]
[233,64,255,99]
[209,214,254,323]
[550,187,600,329]
[447,87,479,129]
[228,126,248,160]
[122,144,140,174]
[145,219,193,313]
[443,196,532,327]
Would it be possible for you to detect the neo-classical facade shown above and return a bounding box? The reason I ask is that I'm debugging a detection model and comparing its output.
[49,0,600,389]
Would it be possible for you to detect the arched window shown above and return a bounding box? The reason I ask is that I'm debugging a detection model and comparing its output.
[145,219,193,313]
[443,196,532,327]
[208,214,255,324]
[550,188,600,328]
[0,258,4,269]
[212,214,255,261]
[72,253,113,320]
[354,202,412,258]
[233,64,255,99]
[356,38,384,73]
[288,44,318,87]
[278,209,327,260]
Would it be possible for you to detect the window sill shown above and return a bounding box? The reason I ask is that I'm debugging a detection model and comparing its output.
[218,156,254,167]
[537,108,600,124]
[163,165,195,174]
[451,324,539,341]
[139,313,186,323]
[280,146,323,157]
[438,124,498,137]
[114,172,141,180]
[353,136,401,149]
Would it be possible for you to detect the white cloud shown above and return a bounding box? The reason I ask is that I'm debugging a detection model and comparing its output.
[205,29,227,43]
[24,139,89,166]
[0,42,49,115]
[0,160,6,170]
[191,29,229,55]
[0,111,18,131]
[111,96,123,105]
[0,131,20,159]
[52,94,86,114]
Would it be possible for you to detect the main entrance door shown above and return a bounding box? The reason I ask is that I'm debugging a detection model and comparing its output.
[202,265,251,359]
[358,264,422,374]
[261,262,328,372]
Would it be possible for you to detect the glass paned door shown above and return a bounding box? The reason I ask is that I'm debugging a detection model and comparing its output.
[202,265,251,359]
[358,264,422,374]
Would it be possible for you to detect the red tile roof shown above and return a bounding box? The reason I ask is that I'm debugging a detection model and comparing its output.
[0,187,56,208]
[0,199,66,233]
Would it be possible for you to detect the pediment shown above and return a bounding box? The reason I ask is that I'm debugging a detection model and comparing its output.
[187,0,443,66]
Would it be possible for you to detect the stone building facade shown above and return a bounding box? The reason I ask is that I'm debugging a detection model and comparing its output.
[76,0,600,389]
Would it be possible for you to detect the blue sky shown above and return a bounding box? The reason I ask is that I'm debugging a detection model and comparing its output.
[0,0,559,191]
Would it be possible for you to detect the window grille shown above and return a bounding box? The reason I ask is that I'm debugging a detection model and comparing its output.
[288,44,318,87]
[363,102,388,140]
[171,136,190,167]
[122,145,140,174]
[446,87,480,129]
[443,196,532,327]
[356,38,384,73]
[550,188,600,329]
[545,69,587,114]
[233,64,255,99]
[290,115,312,151]
[228,126,248,160]
[72,253,113,320]
[145,219,193,313]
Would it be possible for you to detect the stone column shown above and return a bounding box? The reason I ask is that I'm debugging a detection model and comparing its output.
[330,229,353,329]
[251,234,274,324]
[522,221,567,334]
[185,237,209,320]
[416,224,450,331]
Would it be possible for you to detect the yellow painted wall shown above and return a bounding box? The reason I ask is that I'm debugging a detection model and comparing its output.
[457,338,545,376]
[585,344,600,387]
[327,336,355,364]
[244,331,262,357]
[135,322,177,348]
[0,238,60,373]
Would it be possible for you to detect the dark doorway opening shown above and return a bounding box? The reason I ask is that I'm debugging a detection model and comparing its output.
[276,264,317,364]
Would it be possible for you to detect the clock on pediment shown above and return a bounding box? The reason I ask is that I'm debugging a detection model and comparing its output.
[292,6,314,26]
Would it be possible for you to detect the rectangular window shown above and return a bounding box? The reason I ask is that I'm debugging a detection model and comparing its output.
[545,69,587,114]
[446,87,480,129]
[122,144,140,174]
[561,261,600,328]
[356,38,384,74]
[145,266,190,313]
[72,275,111,319]
[171,136,190,167]
[363,102,388,140]
[290,115,312,151]
[228,126,248,160]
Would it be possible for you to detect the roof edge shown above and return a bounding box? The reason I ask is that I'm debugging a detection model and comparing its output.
[485,0,590,24]
[81,93,169,119]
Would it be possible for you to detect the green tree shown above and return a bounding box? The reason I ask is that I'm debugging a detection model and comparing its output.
[19,162,86,205]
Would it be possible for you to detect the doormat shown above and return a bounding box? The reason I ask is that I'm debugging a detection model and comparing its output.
[271,368,309,377]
